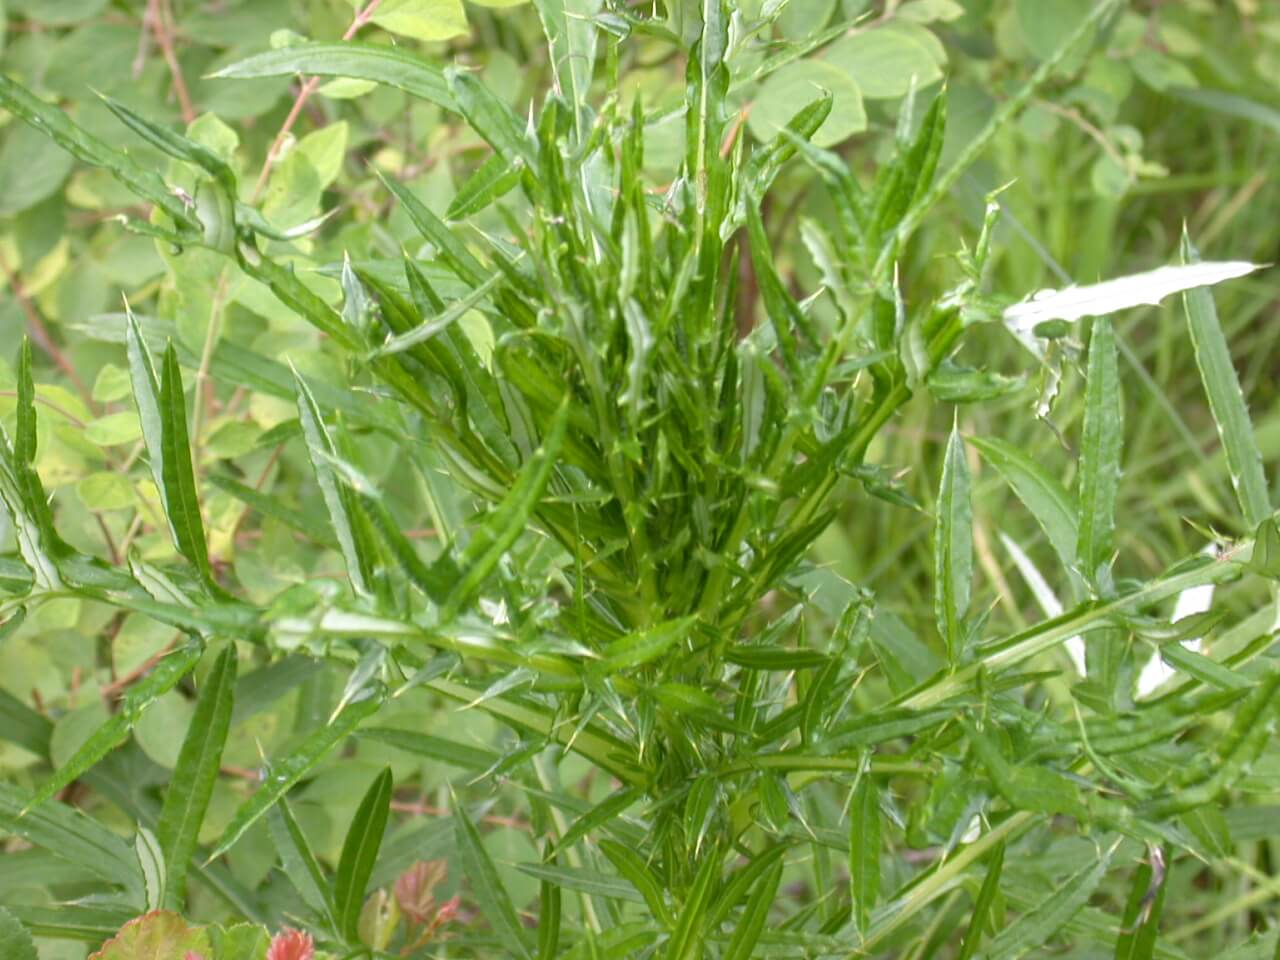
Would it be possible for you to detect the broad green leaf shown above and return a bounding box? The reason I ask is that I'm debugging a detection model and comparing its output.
[455,802,533,959]
[0,905,37,960]
[0,119,75,216]
[969,435,1078,576]
[826,27,942,99]
[935,425,972,663]
[849,777,880,932]
[368,0,468,41]
[210,689,384,860]
[214,43,457,111]
[1181,232,1270,529]
[334,768,393,941]
[1077,317,1123,582]
[979,845,1112,958]
[156,643,237,909]
[747,59,866,148]
[27,643,203,811]
[1016,0,1090,60]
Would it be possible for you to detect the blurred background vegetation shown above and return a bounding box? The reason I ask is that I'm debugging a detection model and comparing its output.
[1,0,1279,956]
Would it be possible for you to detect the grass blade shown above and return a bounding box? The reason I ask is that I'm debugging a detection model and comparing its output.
[936,424,973,663]
[1181,229,1270,529]
[334,767,393,941]
[155,643,236,909]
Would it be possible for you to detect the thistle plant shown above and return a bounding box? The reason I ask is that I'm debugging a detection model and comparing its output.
[0,1,1278,958]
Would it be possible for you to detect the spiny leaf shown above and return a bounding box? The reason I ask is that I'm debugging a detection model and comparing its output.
[156,643,236,909]
[1181,231,1270,529]
[978,843,1112,959]
[935,424,973,663]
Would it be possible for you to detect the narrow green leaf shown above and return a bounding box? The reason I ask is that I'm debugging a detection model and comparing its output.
[548,787,639,859]
[211,689,384,860]
[268,799,335,922]
[99,94,236,197]
[663,846,720,960]
[0,74,197,229]
[849,776,881,932]
[125,305,167,509]
[159,346,215,585]
[442,401,569,617]
[447,69,537,168]
[599,838,675,928]
[1157,642,1249,691]
[722,859,782,960]
[0,785,145,907]
[537,852,561,960]
[293,369,375,597]
[935,425,973,663]
[334,767,393,941]
[597,617,697,673]
[455,801,533,960]
[1182,229,1270,529]
[213,43,457,111]
[1114,849,1167,960]
[956,841,1005,960]
[1077,316,1123,584]
[447,153,522,220]
[515,862,641,902]
[359,727,500,770]
[27,643,203,811]
[979,844,1112,959]
[156,643,237,909]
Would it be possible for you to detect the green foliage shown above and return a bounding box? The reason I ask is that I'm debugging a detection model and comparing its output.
[1,1,1279,959]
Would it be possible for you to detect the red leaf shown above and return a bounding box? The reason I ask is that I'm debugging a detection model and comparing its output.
[266,929,314,960]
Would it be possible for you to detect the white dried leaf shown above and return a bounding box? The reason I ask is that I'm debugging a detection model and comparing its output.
[1004,260,1262,358]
